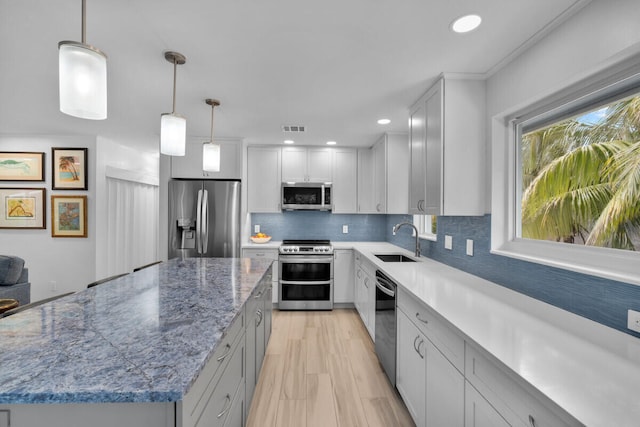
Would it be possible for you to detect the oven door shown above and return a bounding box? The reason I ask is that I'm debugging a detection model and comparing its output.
[279,255,333,310]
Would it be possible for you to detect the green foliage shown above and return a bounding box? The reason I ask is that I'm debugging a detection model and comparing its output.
[521,95,640,250]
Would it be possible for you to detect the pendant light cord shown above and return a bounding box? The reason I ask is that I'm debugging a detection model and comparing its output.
[210,103,215,142]
[172,59,177,114]
[81,0,86,44]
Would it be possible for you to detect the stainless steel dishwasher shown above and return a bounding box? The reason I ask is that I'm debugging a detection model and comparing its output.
[374,270,397,386]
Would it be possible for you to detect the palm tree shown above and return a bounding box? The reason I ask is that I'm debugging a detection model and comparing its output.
[521,95,640,250]
[59,156,79,181]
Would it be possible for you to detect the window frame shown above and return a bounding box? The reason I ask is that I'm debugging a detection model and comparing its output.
[413,214,437,241]
[491,55,640,286]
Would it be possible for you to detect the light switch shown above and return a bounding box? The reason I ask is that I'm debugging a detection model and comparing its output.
[466,239,474,256]
[444,235,453,250]
[342,225,349,234]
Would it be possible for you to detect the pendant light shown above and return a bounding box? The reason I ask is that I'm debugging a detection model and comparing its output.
[58,0,107,120]
[160,51,187,156]
[203,99,221,172]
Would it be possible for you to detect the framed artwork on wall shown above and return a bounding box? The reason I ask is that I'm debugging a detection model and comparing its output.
[52,147,87,190]
[0,188,46,229]
[0,152,45,181]
[51,195,87,238]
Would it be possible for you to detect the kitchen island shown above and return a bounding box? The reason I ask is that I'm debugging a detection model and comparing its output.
[0,257,273,427]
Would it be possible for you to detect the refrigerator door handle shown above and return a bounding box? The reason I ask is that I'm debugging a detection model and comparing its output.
[202,189,209,254]
[196,189,204,254]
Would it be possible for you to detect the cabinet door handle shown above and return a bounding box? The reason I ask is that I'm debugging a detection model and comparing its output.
[528,415,536,427]
[364,278,369,288]
[216,343,232,362]
[357,270,362,279]
[256,309,263,327]
[217,394,232,418]
[376,203,382,212]
[415,312,429,324]
[413,336,425,359]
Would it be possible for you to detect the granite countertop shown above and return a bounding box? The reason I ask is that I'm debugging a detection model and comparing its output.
[0,257,273,404]
[348,242,640,427]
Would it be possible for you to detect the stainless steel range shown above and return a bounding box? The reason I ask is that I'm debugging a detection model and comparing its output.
[278,239,333,310]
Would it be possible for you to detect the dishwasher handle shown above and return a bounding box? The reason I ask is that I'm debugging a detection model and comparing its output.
[376,280,395,298]
[375,270,396,298]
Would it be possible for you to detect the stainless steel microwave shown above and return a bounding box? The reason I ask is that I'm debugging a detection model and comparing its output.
[281,182,332,210]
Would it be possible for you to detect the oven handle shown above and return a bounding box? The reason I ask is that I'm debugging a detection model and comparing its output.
[280,280,332,285]
[279,256,333,263]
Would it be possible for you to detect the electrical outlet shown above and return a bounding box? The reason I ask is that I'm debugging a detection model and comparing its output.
[254,224,260,233]
[444,235,453,250]
[466,239,474,256]
[342,225,349,234]
[628,310,640,333]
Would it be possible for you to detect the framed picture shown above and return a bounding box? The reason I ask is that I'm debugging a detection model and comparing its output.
[52,147,87,190]
[0,188,46,229]
[0,152,45,181]
[51,195,87,238]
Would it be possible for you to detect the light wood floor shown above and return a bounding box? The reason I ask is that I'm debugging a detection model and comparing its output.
[247,309,415,427]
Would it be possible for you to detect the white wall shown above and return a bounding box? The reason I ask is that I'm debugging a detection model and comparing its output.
[485,0,640,210]
[0,135,96,300]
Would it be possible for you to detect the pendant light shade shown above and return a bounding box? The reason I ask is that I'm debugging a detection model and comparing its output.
[160,51,187,156]
[160,113,187,156]
[58,0,107,120]
[202,99,221,172]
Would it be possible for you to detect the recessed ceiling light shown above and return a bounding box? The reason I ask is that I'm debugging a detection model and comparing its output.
[377,119,391,125]
[326,141,337,145]
[284,140,294,144]
[451,14,482,33]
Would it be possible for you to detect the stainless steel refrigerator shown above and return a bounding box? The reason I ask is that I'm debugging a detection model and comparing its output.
[168,180,241,259]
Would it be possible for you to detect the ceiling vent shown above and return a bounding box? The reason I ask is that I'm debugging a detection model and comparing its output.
[282,125,306,133]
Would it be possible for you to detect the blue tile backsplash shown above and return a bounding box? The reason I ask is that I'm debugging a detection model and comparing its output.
[252,211,388,241]
[252,212,640,338]
[388,214,640,339]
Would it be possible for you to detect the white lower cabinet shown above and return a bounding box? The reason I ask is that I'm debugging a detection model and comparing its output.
[396,308,426,425]
[353,252,375,340]
[396,307,464,427]
[333,249,354,303]
[242,248,279,305]
[465,382,510,427]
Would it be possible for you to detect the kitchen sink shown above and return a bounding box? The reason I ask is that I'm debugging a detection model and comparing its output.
[374,254,416,263]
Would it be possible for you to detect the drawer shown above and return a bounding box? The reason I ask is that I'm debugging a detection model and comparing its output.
[193,332,245,427]
[242,248,278,260]
[397,287,464,373]
[465,343,582,427]
[182,310,245,423]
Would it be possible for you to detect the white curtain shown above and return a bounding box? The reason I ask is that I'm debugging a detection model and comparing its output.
[105,177,159,275]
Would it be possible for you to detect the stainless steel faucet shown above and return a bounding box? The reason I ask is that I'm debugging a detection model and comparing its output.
[392,222,421,258]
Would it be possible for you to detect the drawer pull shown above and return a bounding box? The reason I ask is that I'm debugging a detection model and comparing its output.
[216,343,232,362]
[415,312,429,324]
[528,415,536,427]
[217,394,232,418]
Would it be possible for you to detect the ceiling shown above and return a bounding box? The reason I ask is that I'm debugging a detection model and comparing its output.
[0,0,590,152]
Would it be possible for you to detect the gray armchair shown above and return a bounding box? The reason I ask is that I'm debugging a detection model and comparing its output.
[0,256,31,305]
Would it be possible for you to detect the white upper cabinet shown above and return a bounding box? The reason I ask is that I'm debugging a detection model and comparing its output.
[359,133,409,214]
[281,147,333,182]
[332,148,358,213]
[409,74,485,216]
[247,146,281,212]
[171,139,242,179]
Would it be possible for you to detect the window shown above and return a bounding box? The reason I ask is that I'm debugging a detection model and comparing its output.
[519,95,640,252]
[413,214,437,241]
[491,55,640,286]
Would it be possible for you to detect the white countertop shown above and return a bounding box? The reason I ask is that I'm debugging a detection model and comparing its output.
[341,242,640,427]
